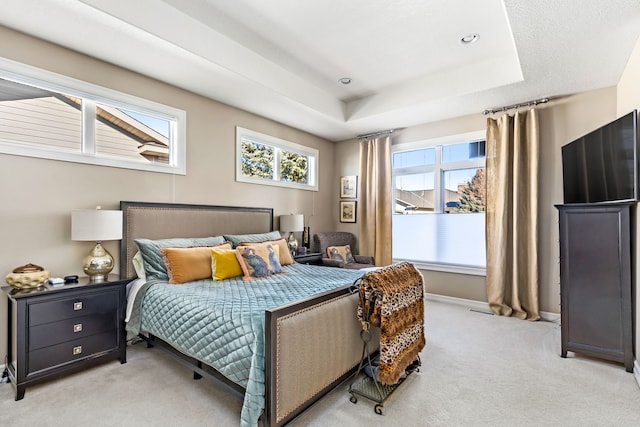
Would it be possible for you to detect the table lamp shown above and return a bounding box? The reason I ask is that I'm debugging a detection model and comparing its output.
[71,206,123,282]
[279,214,304,256]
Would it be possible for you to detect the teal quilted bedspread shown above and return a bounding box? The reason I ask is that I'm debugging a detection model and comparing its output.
[127,263,364,427]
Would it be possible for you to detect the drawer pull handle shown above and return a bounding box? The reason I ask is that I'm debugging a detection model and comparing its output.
[73,323,83,333]
[73,302,83,311]
[73,345,82,355]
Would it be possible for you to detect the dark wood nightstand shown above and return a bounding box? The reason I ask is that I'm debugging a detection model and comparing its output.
[2,275,128,400]
[294,252,324,265]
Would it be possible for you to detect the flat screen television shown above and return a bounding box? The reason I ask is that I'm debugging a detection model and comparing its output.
[561,110,639,204]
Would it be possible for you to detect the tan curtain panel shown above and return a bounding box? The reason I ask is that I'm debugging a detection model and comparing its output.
[359,135,393,266]
[485,109,540,320]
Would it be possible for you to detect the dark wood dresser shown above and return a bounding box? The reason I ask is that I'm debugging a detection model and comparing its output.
[556,202,634,372]
[3,275,128,399]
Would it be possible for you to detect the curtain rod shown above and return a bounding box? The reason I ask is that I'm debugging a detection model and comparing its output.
[482,97,549,115]
[357,129,394,139]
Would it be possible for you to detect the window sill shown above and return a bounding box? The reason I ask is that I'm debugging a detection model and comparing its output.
[393,259,486,276]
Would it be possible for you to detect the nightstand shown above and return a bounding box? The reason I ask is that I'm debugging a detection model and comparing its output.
[2,275,128,400]
[294,252,323,265]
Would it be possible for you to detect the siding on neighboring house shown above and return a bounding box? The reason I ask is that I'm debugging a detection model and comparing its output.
[0,95,159,162]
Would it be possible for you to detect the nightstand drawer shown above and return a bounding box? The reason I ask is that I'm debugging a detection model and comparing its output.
[29,313,117,351]
[28,330,118,375]
[29,291,118,326]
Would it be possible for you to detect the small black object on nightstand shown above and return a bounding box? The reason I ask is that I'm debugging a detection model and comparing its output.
[294,252,323,265]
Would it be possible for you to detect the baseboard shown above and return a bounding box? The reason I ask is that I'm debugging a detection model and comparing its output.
[634,360,640,389]
[425,293,560,323]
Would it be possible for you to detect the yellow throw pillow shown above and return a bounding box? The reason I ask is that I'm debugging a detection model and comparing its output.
[235,243,285,280]
[161,242,232,284]
[326,245,356,264]
[238,238,294,265]
[211,247,243,281]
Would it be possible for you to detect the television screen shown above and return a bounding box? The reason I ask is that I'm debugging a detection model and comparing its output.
[562,110,638,204]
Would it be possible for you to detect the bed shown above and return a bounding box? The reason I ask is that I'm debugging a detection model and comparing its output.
[120,201,378,426]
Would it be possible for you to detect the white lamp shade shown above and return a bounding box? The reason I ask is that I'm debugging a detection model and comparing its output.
[280,214,304,233]
[72,209,123,241]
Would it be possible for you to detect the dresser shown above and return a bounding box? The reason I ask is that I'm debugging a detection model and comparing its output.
[556,202,634,372]
[3,276,128,400]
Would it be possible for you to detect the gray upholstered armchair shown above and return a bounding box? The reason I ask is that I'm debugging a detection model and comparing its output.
[312,231,375,269]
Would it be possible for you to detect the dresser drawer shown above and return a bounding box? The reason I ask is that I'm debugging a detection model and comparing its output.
[29,290,118,326]
[28,330,118,375]
[29,313,117,351]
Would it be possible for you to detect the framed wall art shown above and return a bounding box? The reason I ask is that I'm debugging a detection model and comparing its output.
[340,175,357,198]
[340,201,356,223]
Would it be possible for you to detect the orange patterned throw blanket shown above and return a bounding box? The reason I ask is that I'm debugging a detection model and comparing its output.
[357,262,425,385]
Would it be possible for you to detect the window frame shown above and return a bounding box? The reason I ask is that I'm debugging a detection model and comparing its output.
[235,126,318,191]
[0,57,186,174]
[392,130,487,276]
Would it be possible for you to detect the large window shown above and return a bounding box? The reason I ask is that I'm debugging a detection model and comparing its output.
[236,127,318,191]
[392,131,486,274]
[0,59,186,174]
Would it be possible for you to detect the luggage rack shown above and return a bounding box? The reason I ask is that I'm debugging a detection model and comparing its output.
[348,275,422,415]
[348,325,421,414]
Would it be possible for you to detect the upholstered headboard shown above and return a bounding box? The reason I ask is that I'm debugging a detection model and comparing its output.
[119,201,274,278]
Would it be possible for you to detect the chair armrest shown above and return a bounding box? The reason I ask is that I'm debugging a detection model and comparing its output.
[354,255,375,265]
[321,258,345,268]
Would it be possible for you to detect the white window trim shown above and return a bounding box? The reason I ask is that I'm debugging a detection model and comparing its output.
[236,127,319,191]
[0,57,186,175]
[392,130,487,275]
[401,260,486,276]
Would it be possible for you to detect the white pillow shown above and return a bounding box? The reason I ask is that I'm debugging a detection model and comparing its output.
[132,251,146,280]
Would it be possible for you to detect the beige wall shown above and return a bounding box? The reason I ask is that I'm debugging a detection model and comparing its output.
[1,24,636,366]
[0,27,339,359]
[334,89,619,316]
[617,34,640,369]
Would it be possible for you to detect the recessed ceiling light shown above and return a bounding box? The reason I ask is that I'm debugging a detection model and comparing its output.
[460,33,479,45]
[338,77,352,85]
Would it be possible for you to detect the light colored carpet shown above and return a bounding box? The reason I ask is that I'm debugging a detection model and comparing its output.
[1,300,639,426]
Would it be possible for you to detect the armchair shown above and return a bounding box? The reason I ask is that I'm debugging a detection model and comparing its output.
[312,231,375,269]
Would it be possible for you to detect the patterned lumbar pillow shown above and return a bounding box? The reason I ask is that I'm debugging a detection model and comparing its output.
[326,245,356,264]
[235,243,284,280]
[238,238,294,265]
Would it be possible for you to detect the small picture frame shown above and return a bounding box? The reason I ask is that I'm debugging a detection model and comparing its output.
[340,201,357,223]
[340,175,357,198]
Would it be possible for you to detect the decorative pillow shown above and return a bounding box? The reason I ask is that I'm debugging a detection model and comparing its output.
[327,245,356,264]
[161,243,232,284]
[132,251,146,280]
[134,236,226,281]
[211,247,243,281]
[238,238,294,265]
[235,243,284,280]
[223,231,281,248]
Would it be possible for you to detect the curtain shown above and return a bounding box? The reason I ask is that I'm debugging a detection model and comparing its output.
[485,109,540,320]
[359,135,393,266]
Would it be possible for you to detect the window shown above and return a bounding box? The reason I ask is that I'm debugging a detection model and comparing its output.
[0,59,186,174]
[236,127,318,191]
[392,131,486,274]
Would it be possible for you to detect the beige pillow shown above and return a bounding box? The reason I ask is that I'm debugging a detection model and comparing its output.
[238,238,294,265]
[161,242,232,284]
